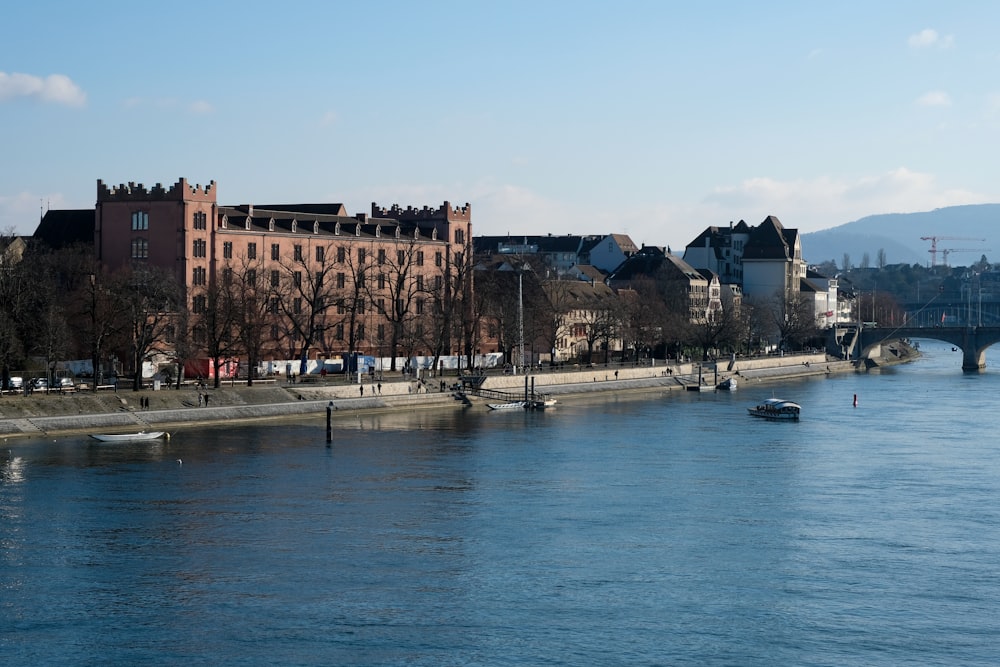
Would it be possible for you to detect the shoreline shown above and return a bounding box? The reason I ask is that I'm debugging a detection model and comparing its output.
[0,347,916,440]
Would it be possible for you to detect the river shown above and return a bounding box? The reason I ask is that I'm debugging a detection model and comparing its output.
[2,340,999,666]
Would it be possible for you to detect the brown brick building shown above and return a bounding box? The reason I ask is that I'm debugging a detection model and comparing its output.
[94,178,473,374]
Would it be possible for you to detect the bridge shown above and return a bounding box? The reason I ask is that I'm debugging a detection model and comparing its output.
[857,325,1000,371]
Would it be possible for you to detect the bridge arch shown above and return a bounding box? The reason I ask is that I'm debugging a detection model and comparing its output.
[857,326,1000,371]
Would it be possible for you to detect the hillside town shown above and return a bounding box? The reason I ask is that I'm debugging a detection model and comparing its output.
[1,177,857,390]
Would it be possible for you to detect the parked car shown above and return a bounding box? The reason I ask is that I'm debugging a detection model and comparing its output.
[6,376,23,390]
[32,377,49,391]
[58,377,75,390]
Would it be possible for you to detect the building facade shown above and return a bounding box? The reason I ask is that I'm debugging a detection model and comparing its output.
[94,178,473,372]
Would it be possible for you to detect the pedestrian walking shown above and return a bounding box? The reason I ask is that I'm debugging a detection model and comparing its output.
[198,393,203,407]
[359,385,364,397]
[377,382,382,394]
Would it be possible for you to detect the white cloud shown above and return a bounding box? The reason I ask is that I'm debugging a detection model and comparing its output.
[0,72,86,107]
[700,168,985,237]
[908,28,954,49]
[0,191,72,236]
[189,100,214,114]
[916,90,952,107]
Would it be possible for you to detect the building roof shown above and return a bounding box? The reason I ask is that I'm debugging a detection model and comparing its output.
[742,215,796,261]
[33,209,95,249]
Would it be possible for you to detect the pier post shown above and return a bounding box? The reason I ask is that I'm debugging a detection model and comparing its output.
[326,401,333,444]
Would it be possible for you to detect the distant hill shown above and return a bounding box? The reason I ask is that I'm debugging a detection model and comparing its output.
[801,204,1000,268]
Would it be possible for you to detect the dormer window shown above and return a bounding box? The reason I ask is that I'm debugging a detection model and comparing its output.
[355,224,361,236]
[313,221,319,234]
[268,218,275,232]
[431,228,438,241]
[291,220,297,233]
[245,217,251,231]
[221,215,228,229]
[395,226,401,239]
[375,225,381,238]
[334,222,341,236]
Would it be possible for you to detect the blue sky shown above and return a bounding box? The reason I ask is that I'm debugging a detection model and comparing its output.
[3,1,999,251]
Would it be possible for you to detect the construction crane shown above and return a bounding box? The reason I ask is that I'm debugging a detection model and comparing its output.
[920,236,986,267]
[940,248,991,267]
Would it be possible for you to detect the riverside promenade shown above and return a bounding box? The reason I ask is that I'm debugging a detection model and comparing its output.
[0,350,903,439]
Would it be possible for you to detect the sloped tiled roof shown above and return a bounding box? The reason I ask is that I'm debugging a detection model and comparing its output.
[742,215,793,261]
[33,209,95,249]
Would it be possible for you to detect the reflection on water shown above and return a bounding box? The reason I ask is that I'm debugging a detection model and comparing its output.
[2,341,1000,665]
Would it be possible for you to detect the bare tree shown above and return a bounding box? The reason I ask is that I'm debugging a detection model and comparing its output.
[275,240,345,375]
[110,265,181,391]
[193,264,241,388]
[230,255,272,386]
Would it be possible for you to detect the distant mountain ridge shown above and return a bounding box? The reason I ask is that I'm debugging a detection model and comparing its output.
[801,204,1000,267]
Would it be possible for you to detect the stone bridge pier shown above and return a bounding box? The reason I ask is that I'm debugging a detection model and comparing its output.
[854,325,1000,372]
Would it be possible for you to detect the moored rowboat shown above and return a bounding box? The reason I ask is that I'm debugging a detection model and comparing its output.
[90,431,167,442]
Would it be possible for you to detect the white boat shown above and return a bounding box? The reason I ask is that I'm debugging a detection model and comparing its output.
[529,397,557,409]
[717,377,737,391]
[747,398,800,420]
[487,401,527,410]
[90,431,167,442]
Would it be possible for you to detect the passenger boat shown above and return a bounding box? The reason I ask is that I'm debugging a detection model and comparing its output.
[747,398,800,420]
[90,431,167,442]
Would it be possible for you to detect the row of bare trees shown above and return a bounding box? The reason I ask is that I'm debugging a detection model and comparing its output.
[2,229,822,393]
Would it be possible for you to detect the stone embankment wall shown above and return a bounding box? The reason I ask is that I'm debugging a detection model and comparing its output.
[0,350,901,439]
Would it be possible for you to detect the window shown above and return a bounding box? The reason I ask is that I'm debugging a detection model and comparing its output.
[335,323,345,340]
[357,272,365,288]
[269,297,280,314]
[223,242,233,259]
[358,248,366,264]
[454,228,465,244]
[130,238,148,259]
[222,267,233,284]
[435,252,442,267]
[246,269,257,285]
[378,273,386,289]
[270,270,280,287]
[357,298,365,314]
[434,275,443,290]
[377,323,385,340]
[193,294,207,313]
[193,211,207,230]
[337,301,346,315]
[397,250,405,265]
[293,298,302,314]
[377,298,385,314]
[131,211,149,231]
[316,246,324,262]
[416,298,425,315]
[193,239,207,258]
[416,251,424,266]
[294,271,302,287]
[378,248,386,265]
[357,324,365,340]
[337,246,346,263]
[193,266,207,286]
[271,243,280,260]
[294,245,303,261]
[337,272,345,289]
[247,242,257,259]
